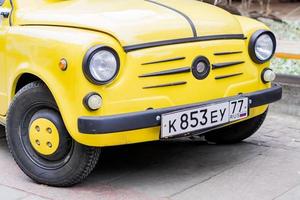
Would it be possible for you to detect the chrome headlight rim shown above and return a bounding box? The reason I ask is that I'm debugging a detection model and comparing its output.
[249,30,276,64]
[83,45,120,85]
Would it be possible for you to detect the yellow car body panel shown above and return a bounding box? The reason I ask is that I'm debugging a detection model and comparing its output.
[13,0,242,45]
[0,0,279,147]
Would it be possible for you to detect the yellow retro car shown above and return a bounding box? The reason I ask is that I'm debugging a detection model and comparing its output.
[0,0,282,186]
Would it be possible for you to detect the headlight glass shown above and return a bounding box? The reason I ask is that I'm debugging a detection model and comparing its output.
[83,46,120,85]
[89,50,118,83]
[255,34,274,61]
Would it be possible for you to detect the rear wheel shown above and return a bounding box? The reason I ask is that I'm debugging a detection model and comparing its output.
[204,110,268,144]
[6,81,100,187]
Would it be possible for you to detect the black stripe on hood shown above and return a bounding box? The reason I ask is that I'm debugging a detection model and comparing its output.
[145,0,197,37]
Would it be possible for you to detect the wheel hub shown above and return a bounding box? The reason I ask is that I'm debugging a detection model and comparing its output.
[27,109,72,161]
[29,118,60,156]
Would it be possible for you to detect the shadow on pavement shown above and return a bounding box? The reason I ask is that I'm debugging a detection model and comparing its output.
[78,139,264,197]
[0,124,264,197]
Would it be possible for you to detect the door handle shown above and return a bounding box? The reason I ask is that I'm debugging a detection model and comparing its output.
[0,8,11,18]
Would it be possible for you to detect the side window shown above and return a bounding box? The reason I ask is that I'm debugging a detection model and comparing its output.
[0,0,4,6]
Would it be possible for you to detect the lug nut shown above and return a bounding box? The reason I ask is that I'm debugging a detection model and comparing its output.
[35,126,40,132]
[36,140,40,145]
[47,142,52,148]
[47,128,52,134]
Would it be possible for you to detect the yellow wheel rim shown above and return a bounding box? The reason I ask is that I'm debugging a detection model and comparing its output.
[29,118,60,156]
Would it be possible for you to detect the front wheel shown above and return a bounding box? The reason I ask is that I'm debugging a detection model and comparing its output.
[6,81,100,187]
[204,109,268,144]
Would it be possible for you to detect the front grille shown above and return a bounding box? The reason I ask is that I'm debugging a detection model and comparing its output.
[211,51,245,80]
[137,46,245,89]
[139,56,190,89]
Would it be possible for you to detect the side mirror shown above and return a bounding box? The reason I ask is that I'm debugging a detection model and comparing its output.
[0,8,10,18]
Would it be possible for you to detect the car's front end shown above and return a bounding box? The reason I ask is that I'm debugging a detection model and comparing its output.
[3,0,283,186]
[9,0,282,147]
[77,25,281,145]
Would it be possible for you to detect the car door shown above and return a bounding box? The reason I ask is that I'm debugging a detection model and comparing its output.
[0,0,11,116]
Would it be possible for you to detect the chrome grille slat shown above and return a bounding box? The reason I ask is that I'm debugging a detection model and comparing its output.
[214,51,243,56]
[212,61,245,70]
[142,57,186,65]
[139,67,190,78]
[215,73,243,80]
[143,81,187,89]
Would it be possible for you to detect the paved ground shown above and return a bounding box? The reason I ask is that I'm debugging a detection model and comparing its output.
[0,111,299,200]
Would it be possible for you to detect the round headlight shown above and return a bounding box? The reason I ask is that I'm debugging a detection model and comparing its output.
[83,46,120,85]
[249,30,276,64]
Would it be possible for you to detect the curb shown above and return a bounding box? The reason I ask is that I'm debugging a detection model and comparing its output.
[272,74,300,117]
[275,74,300,86]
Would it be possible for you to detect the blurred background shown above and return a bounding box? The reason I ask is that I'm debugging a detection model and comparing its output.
[200,0,300,77]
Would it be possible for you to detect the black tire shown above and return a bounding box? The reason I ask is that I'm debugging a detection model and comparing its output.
[6,81,100,187]
[0,125,5,138]
[204,110,268,144]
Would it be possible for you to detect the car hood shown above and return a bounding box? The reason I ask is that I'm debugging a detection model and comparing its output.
[15,0,244,46]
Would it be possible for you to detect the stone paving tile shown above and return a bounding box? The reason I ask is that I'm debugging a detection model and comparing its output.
[275,184,300,200]
[0,185,29,200]
[171,148,300,200]
[248,113,300,151]
[21,196,50,200]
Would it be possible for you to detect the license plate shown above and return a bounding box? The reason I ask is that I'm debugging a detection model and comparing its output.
[161,98,249,138]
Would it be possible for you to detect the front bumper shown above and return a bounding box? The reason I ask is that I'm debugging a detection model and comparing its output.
[78,84,282,134]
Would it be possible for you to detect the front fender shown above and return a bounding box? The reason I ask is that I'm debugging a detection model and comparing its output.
[235,16,270,38]
[7,25,125,144]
